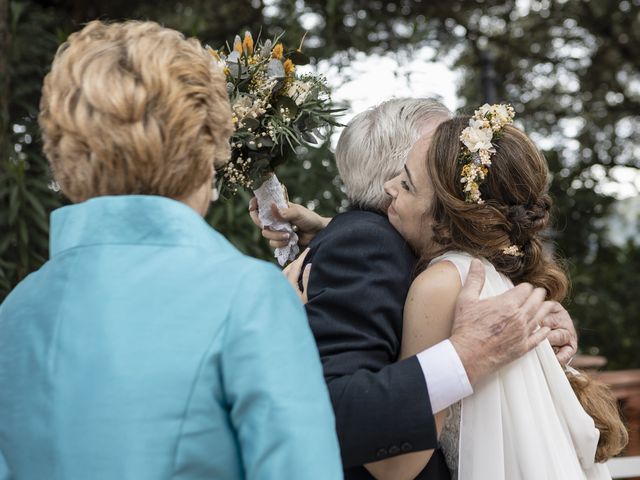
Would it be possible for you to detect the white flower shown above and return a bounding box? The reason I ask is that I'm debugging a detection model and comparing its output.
[503,245,524,257]
[474,103,515,131]
[227,51,240,64]
[259,39,273,58]
[460,125,494,153]
[285,80,314,105]
[232,94,266,122]
[493,104,511,121]
[469,118,486,130]
[478,149,492,166]
[233,94,253,109]
[477,103,492,117]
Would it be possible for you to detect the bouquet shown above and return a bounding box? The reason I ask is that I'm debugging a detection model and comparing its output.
[207,32,342,265]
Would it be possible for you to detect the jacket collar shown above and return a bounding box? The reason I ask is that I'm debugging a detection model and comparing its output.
[50,195,217,257]
[346,205,387,217]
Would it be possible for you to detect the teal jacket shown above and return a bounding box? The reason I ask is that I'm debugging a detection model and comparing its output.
[0,195,342,480]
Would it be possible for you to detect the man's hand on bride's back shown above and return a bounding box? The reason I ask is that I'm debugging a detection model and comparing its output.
[449,259,556,386]
[248,198,331,248]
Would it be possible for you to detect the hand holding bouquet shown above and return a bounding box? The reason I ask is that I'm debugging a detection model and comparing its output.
[208,32,342,265]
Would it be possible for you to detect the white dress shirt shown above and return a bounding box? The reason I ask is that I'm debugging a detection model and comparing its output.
[417,339,473,414]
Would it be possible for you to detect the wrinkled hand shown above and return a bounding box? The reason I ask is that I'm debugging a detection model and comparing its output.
[282,248,311,303]
[249,198,331,249]
[542,301,578,365]
[450,259,553,385]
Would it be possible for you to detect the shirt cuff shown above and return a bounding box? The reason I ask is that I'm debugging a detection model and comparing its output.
[417,339,473,414]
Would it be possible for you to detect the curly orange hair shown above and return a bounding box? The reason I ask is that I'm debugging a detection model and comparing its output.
[423,116,568,301]
[422,115,628,462]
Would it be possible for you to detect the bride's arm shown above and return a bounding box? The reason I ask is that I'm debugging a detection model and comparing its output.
[364,260,462,480]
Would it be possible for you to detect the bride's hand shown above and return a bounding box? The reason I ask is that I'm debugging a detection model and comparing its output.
[249,198,331,248]
[541,301,577,366]
[282,248,311,303]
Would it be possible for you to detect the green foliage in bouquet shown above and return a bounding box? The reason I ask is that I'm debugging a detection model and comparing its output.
[207,32,344,198]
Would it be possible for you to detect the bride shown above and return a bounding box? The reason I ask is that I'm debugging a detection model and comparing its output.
[284,105,628,479]
[363,105,627,479]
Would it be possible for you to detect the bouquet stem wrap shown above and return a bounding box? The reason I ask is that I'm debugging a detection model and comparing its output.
[253,173,299,265]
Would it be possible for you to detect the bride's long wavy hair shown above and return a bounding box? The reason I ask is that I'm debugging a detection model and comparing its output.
[421,115,628,462]
[422,116,568,301]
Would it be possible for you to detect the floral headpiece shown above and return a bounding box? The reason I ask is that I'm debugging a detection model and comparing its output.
[459,103,515,204]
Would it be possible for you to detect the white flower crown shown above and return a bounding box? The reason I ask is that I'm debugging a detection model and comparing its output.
[459,103,515,204]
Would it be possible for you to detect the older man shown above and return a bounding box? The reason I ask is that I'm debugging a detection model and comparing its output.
[253,98,577,479]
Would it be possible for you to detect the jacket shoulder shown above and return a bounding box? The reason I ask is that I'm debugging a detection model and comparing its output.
[318,210,406,241]
[312,210,414,260]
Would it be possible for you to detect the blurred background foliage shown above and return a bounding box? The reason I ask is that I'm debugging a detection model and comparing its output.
[0,0,638,369]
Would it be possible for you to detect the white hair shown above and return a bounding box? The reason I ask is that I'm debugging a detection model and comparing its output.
[335,97,452,210]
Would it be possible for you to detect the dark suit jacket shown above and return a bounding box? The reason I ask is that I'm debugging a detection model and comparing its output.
[303,208,450,479]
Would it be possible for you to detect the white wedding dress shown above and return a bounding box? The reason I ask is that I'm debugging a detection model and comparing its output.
[431,252,612,480]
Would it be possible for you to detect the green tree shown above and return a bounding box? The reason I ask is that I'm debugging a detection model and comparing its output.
[0,2,65,294]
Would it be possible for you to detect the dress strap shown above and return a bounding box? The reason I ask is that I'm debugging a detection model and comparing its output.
[429,251,475,285]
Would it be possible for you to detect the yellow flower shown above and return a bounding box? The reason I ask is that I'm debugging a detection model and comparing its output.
[207,46,221,61]
[284,58,295,76]
[272,43,284,59]
[242,31,254,55]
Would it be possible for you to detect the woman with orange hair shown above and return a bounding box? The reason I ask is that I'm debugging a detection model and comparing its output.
[370,107,627,479]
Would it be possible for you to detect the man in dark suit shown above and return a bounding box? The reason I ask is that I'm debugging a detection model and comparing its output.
[252,98,577,479]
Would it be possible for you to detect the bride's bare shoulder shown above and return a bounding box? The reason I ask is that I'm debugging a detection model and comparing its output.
[407,260,463,302]
[401,260,463,357]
